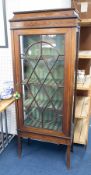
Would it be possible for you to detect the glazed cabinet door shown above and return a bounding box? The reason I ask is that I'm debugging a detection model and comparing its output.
[13,28,75,137]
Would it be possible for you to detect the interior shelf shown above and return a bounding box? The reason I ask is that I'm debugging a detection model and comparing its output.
[21,55,64,60]
[77,75,91,90]
[22,79,64,88]
[79,50,91,59]
[75,96,91,119]
[24,98,62,111]
[24,117,62,131]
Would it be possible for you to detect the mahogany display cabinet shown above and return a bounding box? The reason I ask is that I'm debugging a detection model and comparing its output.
[10,8,80,168]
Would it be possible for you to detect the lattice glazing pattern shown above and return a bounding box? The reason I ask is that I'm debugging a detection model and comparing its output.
[20,35,65,131]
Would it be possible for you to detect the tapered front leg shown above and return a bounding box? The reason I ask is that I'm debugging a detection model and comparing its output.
[18,136,22,158]
[66,145,71,169]
[71,141,74,152]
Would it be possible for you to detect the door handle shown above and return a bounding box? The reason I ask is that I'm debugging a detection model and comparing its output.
[13,91,21,100]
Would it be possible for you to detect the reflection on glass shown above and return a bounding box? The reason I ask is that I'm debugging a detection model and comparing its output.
[20,34,65,131]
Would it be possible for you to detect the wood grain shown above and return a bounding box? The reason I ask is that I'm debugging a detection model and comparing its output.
[0,98,15,112]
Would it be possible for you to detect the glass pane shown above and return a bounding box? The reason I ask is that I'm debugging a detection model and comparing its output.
[20,34,65,131]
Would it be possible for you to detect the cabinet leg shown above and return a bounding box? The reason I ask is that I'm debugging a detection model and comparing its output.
[28,138,31,145]
[18,136,22,158]
[66,145,71,169]
[85,144,87,150]
[71,142,74,152]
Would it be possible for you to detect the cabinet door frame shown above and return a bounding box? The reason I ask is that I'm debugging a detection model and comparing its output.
[12,27,75,137]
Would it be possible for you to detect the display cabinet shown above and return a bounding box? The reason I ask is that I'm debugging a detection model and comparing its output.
[10,8,79,168]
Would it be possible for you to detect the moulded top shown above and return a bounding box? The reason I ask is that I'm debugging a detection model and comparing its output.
[13,8,76,14]
[10,8,79,22]
[10,8,80,30]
